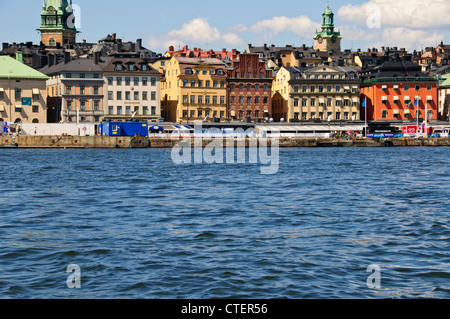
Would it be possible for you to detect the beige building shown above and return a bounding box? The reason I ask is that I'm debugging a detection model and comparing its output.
[272,65,360,122]
[0,54,48,124]
[161,57,227,122]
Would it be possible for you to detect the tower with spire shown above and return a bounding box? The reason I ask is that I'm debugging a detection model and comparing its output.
[38,0,78,47]
[314,2,342,53]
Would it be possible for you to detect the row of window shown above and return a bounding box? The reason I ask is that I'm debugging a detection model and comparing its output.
[182,95,226,105]
[12,105,41,113]
[184,69,225,76]
[66,73,101,79]
[182,109,225,119]
[113,63,150,72]
[293,112,358,121]
[182,80,226,88]
[229,96,269,104]
[293,85,359,93]
[107,76,158,86]
[1,89,40,100]
[292,98,359,107]
[232,72,266,79]
[380,109,433,119]
[229,84,269,91]
[108,91,157,101]
[291,73,355,80]
[65,85,101,95]
[232,110,265,118]
[372,84,434,92]
[108,105,158,116]
[66,100,101,111]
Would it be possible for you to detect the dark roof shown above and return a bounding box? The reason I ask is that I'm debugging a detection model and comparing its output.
[40,56,110,75]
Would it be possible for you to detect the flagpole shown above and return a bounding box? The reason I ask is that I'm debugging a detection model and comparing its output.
[416,95,419,136]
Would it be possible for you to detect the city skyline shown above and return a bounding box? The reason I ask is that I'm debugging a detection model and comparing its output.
[1,0,449,53]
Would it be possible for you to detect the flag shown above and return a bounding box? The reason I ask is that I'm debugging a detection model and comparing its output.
[414,97,419,107]
[362,99,366,108]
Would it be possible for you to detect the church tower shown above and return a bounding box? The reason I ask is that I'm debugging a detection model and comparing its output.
[314,2,342,52]
[38,0,78,47]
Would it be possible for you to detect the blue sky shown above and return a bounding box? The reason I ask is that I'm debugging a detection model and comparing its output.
[1,0,449,53]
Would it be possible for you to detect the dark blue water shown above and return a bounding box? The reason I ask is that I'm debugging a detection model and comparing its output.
[0,147,449,299]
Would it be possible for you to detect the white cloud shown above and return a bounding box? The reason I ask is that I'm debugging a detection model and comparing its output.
[249,15,321,38]
[146,18,244,52]
[338,0,450,29]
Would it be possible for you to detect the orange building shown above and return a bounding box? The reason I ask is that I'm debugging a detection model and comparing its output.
[360,60,438,122]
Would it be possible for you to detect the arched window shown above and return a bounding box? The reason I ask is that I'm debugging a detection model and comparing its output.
[32,119,39,123]
[14,119,22,123]
[0,118,4,122]
[49,38,56,46]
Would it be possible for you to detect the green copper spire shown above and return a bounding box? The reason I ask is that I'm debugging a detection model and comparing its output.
[39,0,76,31]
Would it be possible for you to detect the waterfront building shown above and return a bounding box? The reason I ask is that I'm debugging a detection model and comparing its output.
[314,4,342,53]
[0,54,49,124]
[161,57,227,122]
[102,53,162,122]
[38,0,78,47]
[226,53,273,122]
[41,52,107,123]
[360,58,438,122]
[272,65,360,122]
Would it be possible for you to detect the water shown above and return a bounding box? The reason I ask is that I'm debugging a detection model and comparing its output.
[0,147,449,299]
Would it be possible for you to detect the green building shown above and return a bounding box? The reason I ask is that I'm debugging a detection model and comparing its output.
[314,3,342,53]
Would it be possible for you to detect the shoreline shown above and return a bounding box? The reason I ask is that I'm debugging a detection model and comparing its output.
[1,135,450,148]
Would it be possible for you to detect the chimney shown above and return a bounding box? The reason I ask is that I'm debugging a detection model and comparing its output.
[2,42,9,50]
[64,51,71,64]
[48,54,55,67]
[137,39,142,50]
[16,51,23,63]
[112,33,117,41]
[94,51,100,64]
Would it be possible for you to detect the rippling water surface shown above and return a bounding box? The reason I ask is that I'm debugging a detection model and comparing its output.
[0,147,449,299]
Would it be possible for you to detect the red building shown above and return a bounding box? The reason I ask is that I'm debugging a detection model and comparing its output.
[166,45,239,60]
[226,53,273,121]
[360,59,438,122]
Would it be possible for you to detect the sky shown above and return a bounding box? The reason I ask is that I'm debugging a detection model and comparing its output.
[1,0,449,54]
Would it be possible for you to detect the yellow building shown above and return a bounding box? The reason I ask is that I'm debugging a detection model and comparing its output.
[161,57,227,122]
[272,67,293,122]
[0,54,48,124]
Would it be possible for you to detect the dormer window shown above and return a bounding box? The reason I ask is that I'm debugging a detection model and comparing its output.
[141,64,148,71]
[128,63,135,71]
[217,70,224,75]
[114,63,122,71]
[185,68,193,75]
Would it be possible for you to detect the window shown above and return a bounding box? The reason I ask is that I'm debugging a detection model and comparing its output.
[191,80,196,87]
[198,96,203,104]
[108,77,113,85]
[220,96,225,105]
[151,92,156,101]
[142,77,148,86]
[80,73,85,78]
[66,73,72,78]
[126,106,131,115]
[141,64,148,71]
[230,96,235,104]
[115,63,122,71]
[134,77,139,86]
[128,63,135,71]
[247,72,251,78]
[94,100,100,111]
[117,77,122,85]
[294,98,299,107]
[427,84,432,91]
[247,84,251,91]
[327,98,332,107]
[213,96,218,104]
[134,106,139,114]
[15,88,21,100]
[93,86,99,95]
[80,86,85,95]
[190,95,196,104]
[117,91,122,100]
[247,96,252,104]
[302,112,307,120]
[151,77,156,86]
[93,74,99,79]
[310,86,316,93]
[404,85,409,91]
[125,91,130,100]
[183,95,189,104]
[239,96,244,104]
[151,106,156,115]
[205,96,211,104]
[220,81,225,88]
[302,99,308,107]
[198,80,203,87]
[263,97,268,104]
[263,84,268,91]
[415,85,421,91]
[134,91,139,100]
[327,86,332,93]
[143,107,148,115]
[125,77,131,86]
[108,91,113,100]
[382,110,387,118]
[67,100,72,111]
[117,106,122,115]
[239,84,243,90]
[142,92,148,100]
[32,105,39,113]
[336,86,341,92]
[255,96,260,104]
[190,110,195,118]
[336,112,341,120]
[310,98,316,106]
[255,84,259,91]
[213,81,218,88]
[66,86,72,94]
[206,81,210,88]
[80,100,86,111]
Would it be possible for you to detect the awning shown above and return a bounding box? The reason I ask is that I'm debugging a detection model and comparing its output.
[352,97,359,102]
[393,109,399,114]
[32,88,39,95]
[0,88,4,92]
[427,95,433,101]
[344,85,350,90]
[382,85,387,90]
[382,96,388,101]
[393,96,399,101]
[319,98,325,103]
[404,110,410,114]
[393,85,399,90]
[404,96,411,101]
[0,105,4,112]
[230,110,236,117]
[16,105,22,109]
[336,96,343,101]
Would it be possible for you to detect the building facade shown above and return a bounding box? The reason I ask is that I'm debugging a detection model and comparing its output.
[0,55,48,124]
[161,57,227,122]
[273,65,360,122]
[38,0,78,47]
[226,53,273,121]
[438,73,450,121]
[41,53,106,123]
[103,53,162,122]
[360,60,438,122]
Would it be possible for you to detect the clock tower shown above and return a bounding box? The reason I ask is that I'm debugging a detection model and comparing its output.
[314,2,342,53]
[38,0,78,47]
